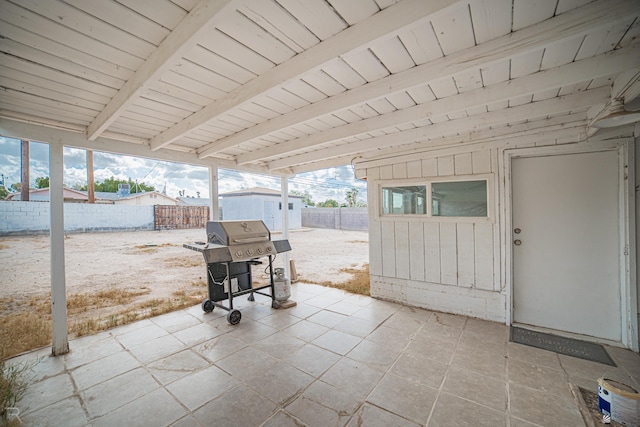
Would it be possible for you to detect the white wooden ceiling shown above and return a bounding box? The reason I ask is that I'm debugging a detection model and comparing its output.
[0,0,639,176]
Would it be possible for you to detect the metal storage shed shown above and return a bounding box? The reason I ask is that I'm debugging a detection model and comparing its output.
[220,187,303,231]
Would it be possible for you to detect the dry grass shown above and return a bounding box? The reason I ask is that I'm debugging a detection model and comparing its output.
[0,312,50,360]
[1,261,371,360]
[1,280,207,360]
[317,264,370,296]
[134,242,175,253]
[164,255,203,268]
[0,244,9,250]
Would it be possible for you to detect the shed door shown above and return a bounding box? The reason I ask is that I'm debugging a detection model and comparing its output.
[512,151,621,342]
[264,201,275,230]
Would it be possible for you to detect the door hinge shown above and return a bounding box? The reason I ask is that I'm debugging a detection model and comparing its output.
[624,246,629,256]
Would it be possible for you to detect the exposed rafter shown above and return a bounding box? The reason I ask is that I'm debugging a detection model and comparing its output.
[197,0,637,159]
[353,112,589,170]
[237,44,639,165]
[86,0,239,141]
[268,87,610,170]
[148,0,459,151]
[290,124,588,175]
[0,118,284,176]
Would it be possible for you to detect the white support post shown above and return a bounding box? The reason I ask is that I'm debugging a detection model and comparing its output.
[281,177,290,278]
[209,165,218,220]
[49,142,69,356]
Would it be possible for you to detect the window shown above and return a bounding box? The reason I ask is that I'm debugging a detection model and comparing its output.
[278,202,294,210]
[381,186,426,215]
[432,181,487,217]
[381,179,488,218]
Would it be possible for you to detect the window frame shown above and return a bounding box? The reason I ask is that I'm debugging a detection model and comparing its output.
[381,184,428,215]
[377,174,494,223]
[278,202,294,210]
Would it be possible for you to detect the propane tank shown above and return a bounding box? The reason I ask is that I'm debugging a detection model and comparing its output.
[273,267,291,302]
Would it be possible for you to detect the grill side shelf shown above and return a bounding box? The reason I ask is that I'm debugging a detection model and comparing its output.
[183,243,233,263]
[272,239,292,253]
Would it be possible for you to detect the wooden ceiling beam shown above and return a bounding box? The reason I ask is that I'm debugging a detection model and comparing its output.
[288,113,589,174]
[86,0,238,141]
[354,113,589,169]
[267,87,609,170]
[198,0,637,158]
[149,0,459,152]
[237,44,639,165]
[289,124,588,175]
[0,117,283,176]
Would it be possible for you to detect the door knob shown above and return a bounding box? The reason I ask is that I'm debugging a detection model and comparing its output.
[514,239,522,246]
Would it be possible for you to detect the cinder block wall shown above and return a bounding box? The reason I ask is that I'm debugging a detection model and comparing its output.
[301,207,368,231]
[0,202,154,235]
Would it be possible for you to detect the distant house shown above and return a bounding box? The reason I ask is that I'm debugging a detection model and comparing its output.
[6,189,177,205]
[97,191,178,206]
[220,187,303,231]
[6,187,96,203]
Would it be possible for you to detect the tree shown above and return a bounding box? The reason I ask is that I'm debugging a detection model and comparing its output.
[35,176,49,188]
[0,186,8,200]
[291,190,315,206]
[79,177,154,193]
[10,183,21,193]
[317,199,338,207]
[345,188,358,207]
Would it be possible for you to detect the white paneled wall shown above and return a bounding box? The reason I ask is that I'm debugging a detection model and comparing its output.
[366,148,503,321]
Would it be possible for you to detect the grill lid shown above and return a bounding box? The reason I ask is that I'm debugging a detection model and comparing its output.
[206,220,270,246]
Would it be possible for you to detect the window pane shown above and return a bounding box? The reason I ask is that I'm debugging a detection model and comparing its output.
[432,181,487,217]
[382,186,426,215]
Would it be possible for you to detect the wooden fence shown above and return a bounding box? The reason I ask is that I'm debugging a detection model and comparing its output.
[154,205,209,230]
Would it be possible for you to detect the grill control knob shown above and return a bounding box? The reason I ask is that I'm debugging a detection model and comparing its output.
[235,250,243,257]
[266,246,272,252]
[247,249,253,256]
[257,248,263,254]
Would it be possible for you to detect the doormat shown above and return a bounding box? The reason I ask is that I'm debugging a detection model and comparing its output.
[510,327,616,366]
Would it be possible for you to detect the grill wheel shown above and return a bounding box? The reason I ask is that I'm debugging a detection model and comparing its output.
[202,299,214,313]
[227,309,242,325]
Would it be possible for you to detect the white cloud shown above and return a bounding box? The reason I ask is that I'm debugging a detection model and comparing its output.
[0,137,367,203]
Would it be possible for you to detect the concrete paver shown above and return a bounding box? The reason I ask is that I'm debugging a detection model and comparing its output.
[9,282,640,426]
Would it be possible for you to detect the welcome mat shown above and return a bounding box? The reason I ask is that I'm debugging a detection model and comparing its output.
[510,327,616,367]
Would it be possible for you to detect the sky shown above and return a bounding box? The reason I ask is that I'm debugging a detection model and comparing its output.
[0,137,367,205]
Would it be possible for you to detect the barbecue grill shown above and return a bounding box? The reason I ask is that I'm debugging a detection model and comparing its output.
[184,220,291,324]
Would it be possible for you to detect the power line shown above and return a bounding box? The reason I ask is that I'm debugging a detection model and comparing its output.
[139,161,161,181]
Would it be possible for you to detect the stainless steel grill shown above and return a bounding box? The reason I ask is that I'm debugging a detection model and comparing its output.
[184,220,291,324]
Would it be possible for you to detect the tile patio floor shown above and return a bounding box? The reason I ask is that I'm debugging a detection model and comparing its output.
[7,282,640,426]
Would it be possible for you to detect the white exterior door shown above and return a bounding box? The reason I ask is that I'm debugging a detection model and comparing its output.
[512,150,621,342]
[264,201,275,230]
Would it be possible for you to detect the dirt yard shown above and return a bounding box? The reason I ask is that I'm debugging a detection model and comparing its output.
[0,227,369,313]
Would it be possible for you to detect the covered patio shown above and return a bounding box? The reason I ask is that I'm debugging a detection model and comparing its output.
[10,282,640,426]
[2,0,640,424]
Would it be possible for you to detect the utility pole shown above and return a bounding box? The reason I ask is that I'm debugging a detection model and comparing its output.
[86,150,95,203]
[21,139,30,201]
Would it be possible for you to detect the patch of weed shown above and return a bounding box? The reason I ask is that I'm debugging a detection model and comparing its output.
[316,264,370,296]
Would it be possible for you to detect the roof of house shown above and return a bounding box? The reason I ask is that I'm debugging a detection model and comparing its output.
[7,189,177,203]
[7,187,88,201]
[94,190,176,201]
[177,196,211,206]
[220,187,304,198]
